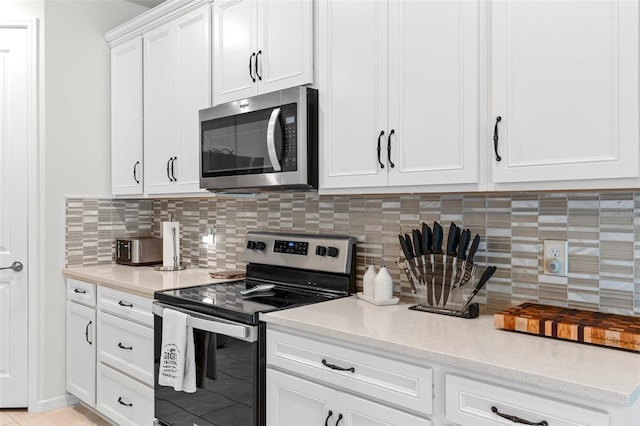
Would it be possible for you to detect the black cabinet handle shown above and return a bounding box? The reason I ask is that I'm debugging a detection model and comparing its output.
[171,157,177,181]
[377,131,385,169]
[133,161,140,184]
[493,116,502,162]
[118,300,133,307]
[166,158,172,181]
[73,288,86,294]
[85,321,92,345]
[335,413,343,426]
[387,129,395,168]
[249,52,256,82]
[491,406,548,426]
[255,50,262,81]
[118,342,133,350]
[321,359,355,373]
[117,397,133,407]
[324,410,333,426]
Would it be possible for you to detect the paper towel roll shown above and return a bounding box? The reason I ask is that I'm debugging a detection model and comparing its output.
[162,221,180,268]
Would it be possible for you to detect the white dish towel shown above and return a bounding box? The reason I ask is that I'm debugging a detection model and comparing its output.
[158,308,196,393]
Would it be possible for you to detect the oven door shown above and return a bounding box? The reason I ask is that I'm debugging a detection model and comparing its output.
[152,302,265,426]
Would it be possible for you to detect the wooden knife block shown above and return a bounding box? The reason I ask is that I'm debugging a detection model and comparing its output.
[494,303,640,352]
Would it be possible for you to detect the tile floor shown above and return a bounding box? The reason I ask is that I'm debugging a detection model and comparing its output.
[0,405,110,426]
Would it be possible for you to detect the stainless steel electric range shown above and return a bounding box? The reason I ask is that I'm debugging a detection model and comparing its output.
[152,231,357,426]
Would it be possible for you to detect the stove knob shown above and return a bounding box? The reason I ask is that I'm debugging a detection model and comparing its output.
[255,241,266,251]
[315,245,327,256]
[327,247,339,257]
[246,240,256,250]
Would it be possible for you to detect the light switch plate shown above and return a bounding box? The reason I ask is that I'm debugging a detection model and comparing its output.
[543,240,568,276]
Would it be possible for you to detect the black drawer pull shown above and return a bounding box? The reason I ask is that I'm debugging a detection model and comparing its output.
[118,301,133,308]
[324,410,333,426]
[85,321,92,345]
[117,397,133,407]
[491,406,548,426]
[117,342,133,350]
[73,288,86,294]
[321,359,355,373]
[335,413,343,426]
[377,131,385,169]
[493,116,502,162]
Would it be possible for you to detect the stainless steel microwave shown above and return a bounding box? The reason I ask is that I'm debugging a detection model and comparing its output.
[199,86,318,192]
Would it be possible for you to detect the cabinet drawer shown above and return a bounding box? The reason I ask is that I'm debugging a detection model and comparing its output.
[98,286,152,327]
[267,328,432,416]
[67,278,96,307]
[97,311,153,385]
[445,374,610,426]
[97,363,153,426]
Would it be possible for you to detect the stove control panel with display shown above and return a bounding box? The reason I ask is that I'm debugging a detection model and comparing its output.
[244,231,357,275]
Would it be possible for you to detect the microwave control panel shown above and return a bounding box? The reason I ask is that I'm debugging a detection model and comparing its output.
[281,103,298,172]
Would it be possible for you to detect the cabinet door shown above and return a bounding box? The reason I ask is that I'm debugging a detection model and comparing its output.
[319,0,389,189]
[213,0,258,105]
[256,0,313,94]
[67,302,96,407]
[343,393,431,426]
[490,0,639,184]
[173,5,211,193]
[111,37,143,195]
[144,24,175,194]
[267,369,333,426]
[388,1,479,187]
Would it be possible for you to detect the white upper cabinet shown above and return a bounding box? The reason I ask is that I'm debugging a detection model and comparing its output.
[144,5,211,194]
[319,0,479,192]
[110,37,143,195]
[489,0,639,185]
[213,0,313,105]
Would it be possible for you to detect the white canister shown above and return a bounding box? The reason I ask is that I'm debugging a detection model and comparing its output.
[373,266,393,300]
[363,265,377,297]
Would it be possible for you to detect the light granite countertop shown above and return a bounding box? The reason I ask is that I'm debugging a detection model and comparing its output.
[63,264,239,297]
[261,296,640,407]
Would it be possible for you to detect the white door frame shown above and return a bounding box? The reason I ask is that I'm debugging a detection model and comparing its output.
[0,18,40,412]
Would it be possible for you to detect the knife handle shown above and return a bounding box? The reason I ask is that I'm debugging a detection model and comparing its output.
[432,222,444,254]
[412,229,423,256]
[467,234,480,264]
[405,234,415,258]
[398,234,411,260]
[457,229,471,260]
[421,223,432,254]
[446,222,460,256]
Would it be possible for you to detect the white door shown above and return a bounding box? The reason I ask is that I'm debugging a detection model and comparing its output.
[213,0,258,105]
[173,5,211,194]
[319,0,389,190]
[490,0,639,183]
[110,37,143,195]
[0,22,30,407]
[388,0,479,187]
[256,0,313,94]
[144,24,175,194]
[66,302,96,407]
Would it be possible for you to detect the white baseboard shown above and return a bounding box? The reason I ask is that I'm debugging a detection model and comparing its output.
[28,394,79,413]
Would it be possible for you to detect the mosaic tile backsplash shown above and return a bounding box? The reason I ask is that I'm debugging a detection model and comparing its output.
[65,192,640,316]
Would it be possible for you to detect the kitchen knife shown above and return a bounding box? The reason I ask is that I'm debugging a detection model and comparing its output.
[398,235,418,292]
[462,265,497,311]
[405,233,425,285]
[442,223,460,307]
[467,234,481,264]
[457,230,471,261]
[420,223,433,306]
[421,223,432,254]
[431,222,444,305]
[452,229,472,291]
[412,229,427,289]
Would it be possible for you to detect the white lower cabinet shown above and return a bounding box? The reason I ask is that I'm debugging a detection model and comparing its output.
[445,374,610,426]
[267,369,431,426]
[66,279,153,425]
[266,327,432,426]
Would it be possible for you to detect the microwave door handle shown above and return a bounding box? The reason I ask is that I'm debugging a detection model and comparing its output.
[266,108,282,172]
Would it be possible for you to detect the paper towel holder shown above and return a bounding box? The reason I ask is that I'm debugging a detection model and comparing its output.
[154,225,186,271]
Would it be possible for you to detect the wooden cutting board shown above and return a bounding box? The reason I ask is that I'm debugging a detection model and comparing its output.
[494,303,640,352]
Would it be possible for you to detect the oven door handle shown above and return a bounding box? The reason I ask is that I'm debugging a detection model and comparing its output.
[266,107,283,172]
[152,301,257,342]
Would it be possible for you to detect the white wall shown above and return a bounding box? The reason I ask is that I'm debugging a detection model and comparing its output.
[0,0,150,407]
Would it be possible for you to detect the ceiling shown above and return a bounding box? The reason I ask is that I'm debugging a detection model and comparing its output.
[126,0,166,8]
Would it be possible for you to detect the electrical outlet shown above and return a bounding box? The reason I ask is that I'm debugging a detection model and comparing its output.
[543,240,568,276]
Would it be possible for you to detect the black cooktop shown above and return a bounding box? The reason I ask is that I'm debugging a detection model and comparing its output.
[155,280,340,325]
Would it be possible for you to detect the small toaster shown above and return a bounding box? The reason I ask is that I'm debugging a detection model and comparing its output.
[115,237,162,266]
